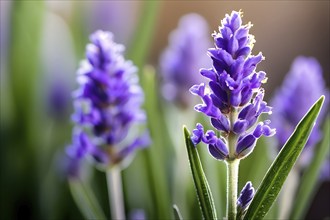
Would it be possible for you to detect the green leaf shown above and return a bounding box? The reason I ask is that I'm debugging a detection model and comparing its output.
[140,66,172,219]
[69,179,106,220]
[126,1,160,71]
[183,126,217,220]
[289,116,330,220]
[243,95,325,220]
[173,204,183,220]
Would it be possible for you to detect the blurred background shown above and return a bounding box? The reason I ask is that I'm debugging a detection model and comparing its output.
[0,1,329,220]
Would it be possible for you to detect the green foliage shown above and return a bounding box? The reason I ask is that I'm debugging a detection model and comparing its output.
[244,96,325,220]
[183,126,217,220]
[140,66,172,219]
[173,204,183,220]
[289,116,330,220]
[127,1,161,71]
[69,179,106,220]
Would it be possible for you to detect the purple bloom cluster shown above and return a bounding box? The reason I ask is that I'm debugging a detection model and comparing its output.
[271,56,327,149]
[160,13,211,107]
[191,11,275,160]
[66,30,149,171]
[237,181,255,216]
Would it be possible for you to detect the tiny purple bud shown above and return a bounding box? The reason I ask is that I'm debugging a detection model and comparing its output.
[237,181,255,214]
[203,130,217,145]
[236,135,257,159]
[191,123,205,145]
[208,138,229,161]
[236,121,275,159]
[210,116,230,133]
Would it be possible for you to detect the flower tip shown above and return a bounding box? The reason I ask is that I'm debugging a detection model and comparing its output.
[189,83,205,96]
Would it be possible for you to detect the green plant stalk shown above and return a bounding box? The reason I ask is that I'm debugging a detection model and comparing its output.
[226,108,240,220]
[226,159,240,220]
[106,167,125,220]
[228,109,239,157]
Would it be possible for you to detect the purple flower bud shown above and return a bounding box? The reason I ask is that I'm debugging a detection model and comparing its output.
[195,94,222,119]
[236,121,275,159]
[236,135,256,159]
[237,181,255,213]
[203,130,218,145]
[191,123,204,145]
[211,117,230,133]
[208,139,229,161]
[190,11,274,160]
[160,13,211,107]
[66,30,150,171]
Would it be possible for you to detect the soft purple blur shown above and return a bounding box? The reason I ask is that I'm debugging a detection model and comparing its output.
[271,57,327,148]
[271,56,328,167]
[159,13,211,107]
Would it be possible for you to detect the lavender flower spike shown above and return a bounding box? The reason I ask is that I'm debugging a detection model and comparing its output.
[190,11,275,160]
[271,56,328,166]
[66,30,150,170]
[160,13,211,107]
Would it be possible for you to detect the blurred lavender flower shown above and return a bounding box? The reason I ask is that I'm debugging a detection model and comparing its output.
[320,159,330,180]
[160,13,211,108]
[271,56,327,154]
[58,152,81,179]
[66,30,150,171]
[46,78,71,119]
[191,11,275,160]
[41,10,76,120]
[237,181,255,217]
[129,209,146,220]
[84,1,140,45]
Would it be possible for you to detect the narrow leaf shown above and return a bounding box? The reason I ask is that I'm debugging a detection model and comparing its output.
[126,1,160,71]
[173,204,183,220]
[243,96,325,220]
[184,126,217,220]
[69,179,106,220]
[141,66,172,219]
[289,116,330,219]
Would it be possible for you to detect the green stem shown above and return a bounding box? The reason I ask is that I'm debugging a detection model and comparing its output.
[228,108,238,159]
[226,159,240,220]
[106,167,125,220]
[226,107,240,220]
